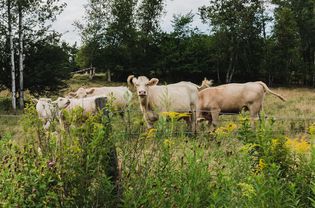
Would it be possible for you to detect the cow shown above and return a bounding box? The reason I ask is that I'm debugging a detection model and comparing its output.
[197,81,286,128]
[127,75,199,132]
[67,86,132,113]
[53,96,107,115]
[33,98,59,129]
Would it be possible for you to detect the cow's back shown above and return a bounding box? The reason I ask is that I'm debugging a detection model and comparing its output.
[89,86,132,108]
[148,84,198,112]
[198,82,264,112]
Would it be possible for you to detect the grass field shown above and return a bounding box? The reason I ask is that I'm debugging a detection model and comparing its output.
[1,74,315,207]
[1,74,314,140]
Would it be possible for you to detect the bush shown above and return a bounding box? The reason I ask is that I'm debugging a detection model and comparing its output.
[0,104,119,207]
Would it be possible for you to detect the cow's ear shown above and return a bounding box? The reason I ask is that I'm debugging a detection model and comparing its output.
[148,78,159,86]
[68,92,76,98]
[86,88,95,94]
[127,75,135,86]
[32,98,39,103]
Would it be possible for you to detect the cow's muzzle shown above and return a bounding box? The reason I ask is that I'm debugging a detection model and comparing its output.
[138,90,147,96]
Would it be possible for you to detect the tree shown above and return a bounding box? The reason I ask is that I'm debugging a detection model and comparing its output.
[0,0,67,104]
[200,0,265,83]
[7,0,16,111]
[269,6,301,85]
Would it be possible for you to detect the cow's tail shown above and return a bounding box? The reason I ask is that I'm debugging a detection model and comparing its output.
[257,81,286,101]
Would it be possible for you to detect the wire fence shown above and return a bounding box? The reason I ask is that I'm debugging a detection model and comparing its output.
[1,108,315,121]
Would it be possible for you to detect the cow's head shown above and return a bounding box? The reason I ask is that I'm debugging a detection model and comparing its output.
[198,78,213,91]
[68,87,91,98]
[128,75,159,98]
[53,97,71,109]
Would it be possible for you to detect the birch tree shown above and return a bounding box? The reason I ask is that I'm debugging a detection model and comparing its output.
[7,0,16,111]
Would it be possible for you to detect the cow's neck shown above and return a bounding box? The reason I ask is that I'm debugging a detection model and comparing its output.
[139,96,153,112]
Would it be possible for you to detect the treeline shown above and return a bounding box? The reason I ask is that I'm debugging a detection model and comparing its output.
[0,0,314,104]
[0,0,76,107]
[77,0,315,86]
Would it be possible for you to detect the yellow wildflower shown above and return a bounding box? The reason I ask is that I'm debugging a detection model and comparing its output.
[258,159,266,171]
[271,138,280,151]
[309,123,315,135]
[238,182,256,199]
[160,111,190,119]
[226,122,237,132]
[146,128,157,139]
[214,122,237,137]
[240,143,259,153]
[163,139,174,148]
[285,137,310,154]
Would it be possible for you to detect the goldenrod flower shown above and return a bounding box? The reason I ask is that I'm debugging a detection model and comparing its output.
[214,122,237,137]
[238,182,256,199]
[160,111,190,119]
[285,137,310,154]
[271,138,280,151]
[146,128,157,139]
[258,159,266,171]
[309,123,315,135]
[226,122,237,132]
[163,139,174,148]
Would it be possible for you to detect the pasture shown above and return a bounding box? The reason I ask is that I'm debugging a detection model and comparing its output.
[0,74,315,207]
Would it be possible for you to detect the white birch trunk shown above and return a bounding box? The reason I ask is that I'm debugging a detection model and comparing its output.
[107,69,111,82]
[8,0,16,111]
[18,3,24,109]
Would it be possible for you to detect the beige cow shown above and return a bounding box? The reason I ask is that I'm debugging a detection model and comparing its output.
[198,81,286,127]
[127,75,199,132]
[67,86,132,111]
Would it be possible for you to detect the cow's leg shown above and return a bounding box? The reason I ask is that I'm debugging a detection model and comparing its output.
[211,109,220,129]
[190,103,197,133]
[248,103,261,127]
[202,112,212,127]
[144,110,158,129]
[143,114,153,129]
[183,116,192,129]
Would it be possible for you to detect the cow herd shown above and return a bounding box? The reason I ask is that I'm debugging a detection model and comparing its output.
[33,75,286,131]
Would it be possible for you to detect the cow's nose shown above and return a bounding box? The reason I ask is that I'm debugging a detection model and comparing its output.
[138,90,147,96]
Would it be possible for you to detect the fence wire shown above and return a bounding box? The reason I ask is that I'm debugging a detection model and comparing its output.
[1,108,315,121]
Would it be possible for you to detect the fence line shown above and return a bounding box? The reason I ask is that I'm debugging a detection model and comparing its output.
[1,108,315,121]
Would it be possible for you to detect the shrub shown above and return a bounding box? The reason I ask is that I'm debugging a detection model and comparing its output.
[0,104,119,207]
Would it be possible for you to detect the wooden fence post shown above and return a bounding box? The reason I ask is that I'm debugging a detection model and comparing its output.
[95,97,121,204]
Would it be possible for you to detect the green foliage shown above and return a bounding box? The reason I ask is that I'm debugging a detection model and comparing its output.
[24,41,72,94]
[0,104,118,207]
[1,101,315,207]
[112,113,315,207]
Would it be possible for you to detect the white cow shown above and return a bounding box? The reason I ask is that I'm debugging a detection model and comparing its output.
[33,98,58,129]
[127,75,199,132]
[53,96,107,114]
[67,86,132,111]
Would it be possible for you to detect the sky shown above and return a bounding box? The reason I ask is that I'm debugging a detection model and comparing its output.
[52,0,210,45]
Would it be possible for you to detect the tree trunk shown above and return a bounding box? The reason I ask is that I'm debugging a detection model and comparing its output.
[216,61,221,84]
[226,52,236,83]
[107,69,111,82]
[18,2,24,109]
[8,0,16,111]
